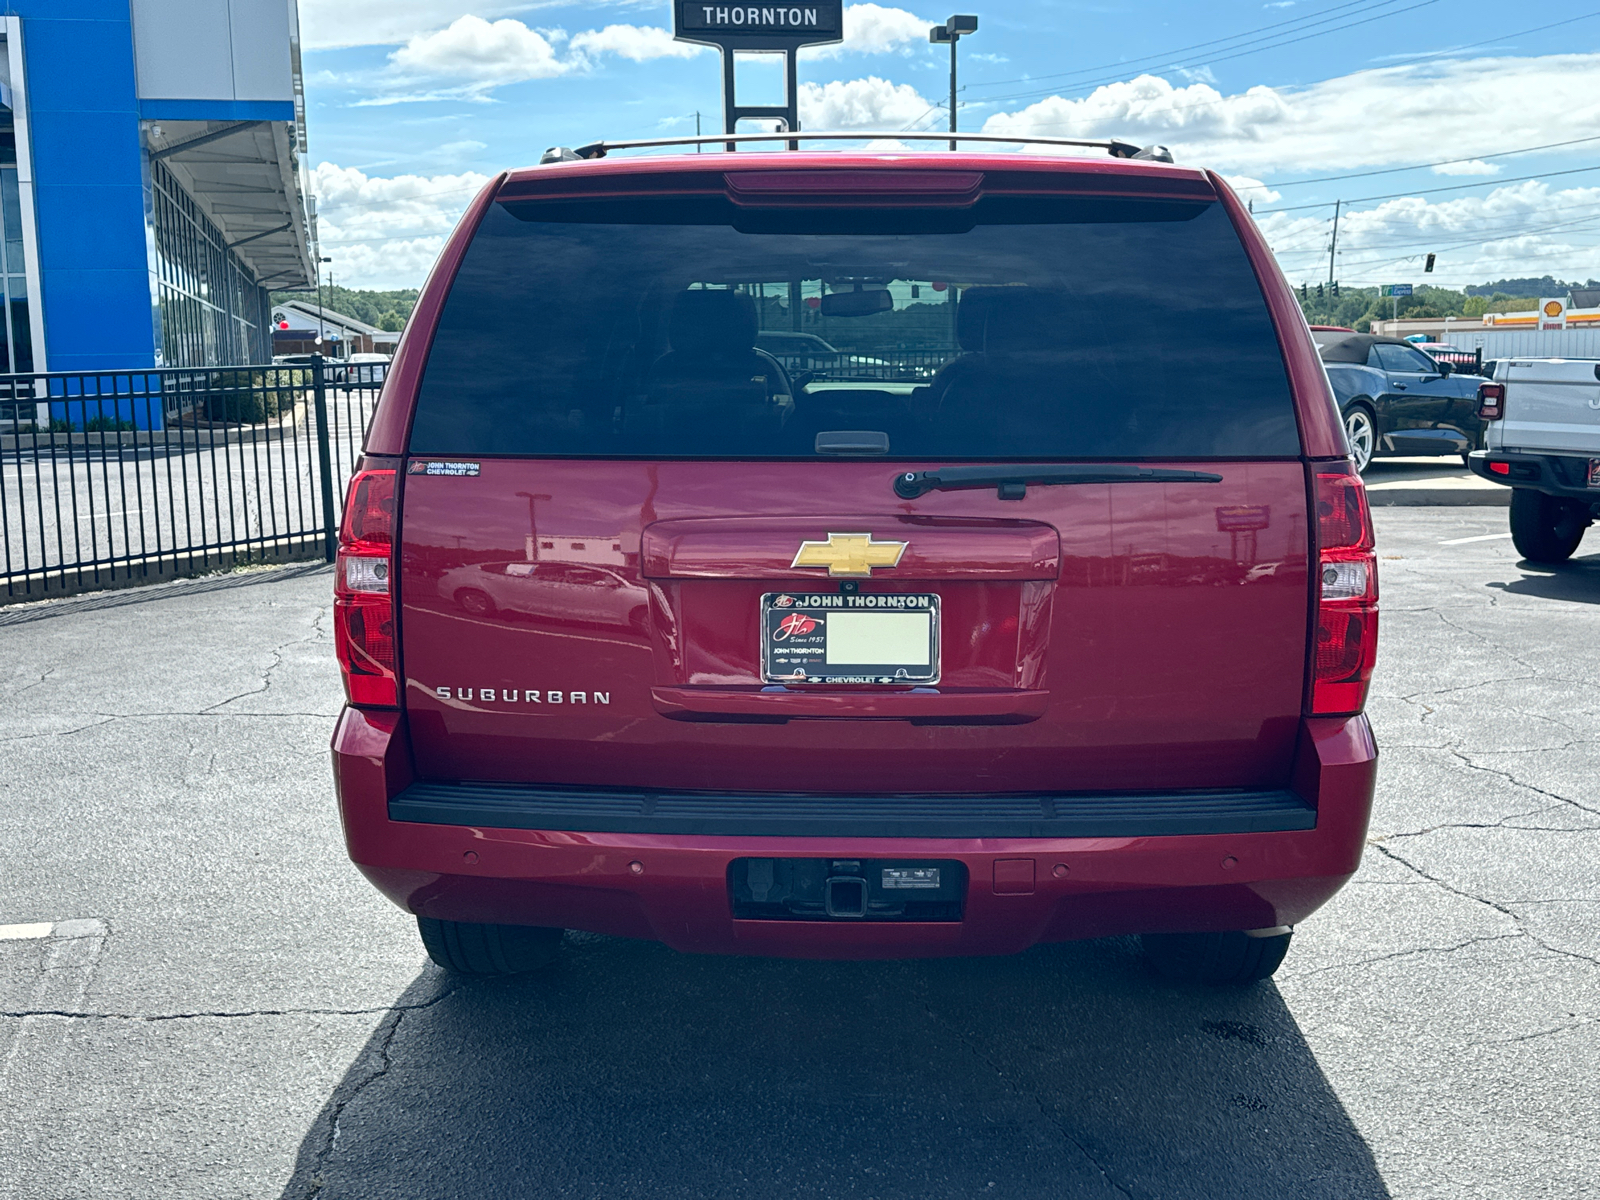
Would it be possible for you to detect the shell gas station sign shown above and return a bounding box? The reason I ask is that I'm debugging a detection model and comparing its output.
[1539,297,1568,330]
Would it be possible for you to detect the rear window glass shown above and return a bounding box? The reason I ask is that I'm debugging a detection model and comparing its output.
[410,194,1298,460]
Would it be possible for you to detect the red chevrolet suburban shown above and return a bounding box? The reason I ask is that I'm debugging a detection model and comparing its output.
[330,144,1378,985]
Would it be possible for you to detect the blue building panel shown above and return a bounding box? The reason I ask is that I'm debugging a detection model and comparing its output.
[139,100,297,122]
[16,0,154,373]
[8,0,308,385]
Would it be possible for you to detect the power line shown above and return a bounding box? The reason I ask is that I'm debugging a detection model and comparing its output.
[1261,164,1600,214]
[1233,134,1600,191]
[970,12,1600,131]
[968,0,1408,91]
[972,0,1443,107]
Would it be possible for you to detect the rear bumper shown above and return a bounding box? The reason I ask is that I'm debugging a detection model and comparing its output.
[1469,450,1600,504]
[331,709,1378,959]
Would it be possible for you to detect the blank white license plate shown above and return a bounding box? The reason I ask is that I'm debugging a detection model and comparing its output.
[761,593,940,684]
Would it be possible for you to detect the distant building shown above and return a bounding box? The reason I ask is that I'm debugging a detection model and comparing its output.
[271,301,398,358]
[2,1,315,373]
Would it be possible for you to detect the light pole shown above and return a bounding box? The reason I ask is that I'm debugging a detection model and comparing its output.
[516,491,551,562]
[929,15,978,151]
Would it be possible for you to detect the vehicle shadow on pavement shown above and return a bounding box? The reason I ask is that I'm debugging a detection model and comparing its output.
[1489,552,1600,603]
[280,933,1388,1199]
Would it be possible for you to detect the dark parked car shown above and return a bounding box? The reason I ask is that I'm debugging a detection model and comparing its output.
[1319,334,1486,472]
[329,145,1378,988]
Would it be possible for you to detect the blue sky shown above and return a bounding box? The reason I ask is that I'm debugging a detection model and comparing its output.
[296,0,1600,291]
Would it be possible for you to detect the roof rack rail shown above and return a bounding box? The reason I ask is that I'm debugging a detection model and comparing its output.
[538,131,1174,164]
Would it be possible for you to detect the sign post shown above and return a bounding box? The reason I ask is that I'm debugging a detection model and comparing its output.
[1380,283,1412,323]
[673,3,844,144]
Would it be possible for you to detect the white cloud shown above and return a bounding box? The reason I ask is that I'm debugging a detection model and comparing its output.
[1224,175,1281,204]
[978,53,1600,177]
[311,162,491,289]
[569,24,707,62]
[389,16,574,85]
[300,0,564,52]
[799,76,934,129]
[1259,180,1600,288]
[1432,159,1501,176]
[803,4,931,59]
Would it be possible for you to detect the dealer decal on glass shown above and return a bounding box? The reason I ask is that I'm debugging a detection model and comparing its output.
[761,593,940,685]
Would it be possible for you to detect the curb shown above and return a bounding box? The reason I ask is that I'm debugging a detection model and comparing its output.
[1366,487,1509,507]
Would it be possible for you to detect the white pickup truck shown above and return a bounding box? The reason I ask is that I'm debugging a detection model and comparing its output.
[1468,358,1600,562]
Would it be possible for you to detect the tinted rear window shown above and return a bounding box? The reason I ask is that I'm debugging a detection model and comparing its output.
[410,194,1298,459]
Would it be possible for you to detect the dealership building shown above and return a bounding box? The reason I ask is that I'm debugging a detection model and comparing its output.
[2,0,315,373]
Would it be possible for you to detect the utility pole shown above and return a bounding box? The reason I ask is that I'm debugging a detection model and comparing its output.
[695,111,701,152]
[929,16,978,151]
[1327,199,1341,291]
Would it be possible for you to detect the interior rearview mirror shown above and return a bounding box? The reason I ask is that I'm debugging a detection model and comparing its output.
[820,289,893,318]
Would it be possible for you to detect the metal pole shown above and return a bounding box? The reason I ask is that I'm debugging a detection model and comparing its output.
[1327,199,1341,289]
[722,47,738,151]
[786,49,800,150]
[311,353,338,563]
[949,36,958,151]
[695,111,701,152]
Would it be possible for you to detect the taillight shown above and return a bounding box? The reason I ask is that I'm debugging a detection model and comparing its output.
[334,469,398,707]
[1477,382,1505,420]
[1311,464,1378,716]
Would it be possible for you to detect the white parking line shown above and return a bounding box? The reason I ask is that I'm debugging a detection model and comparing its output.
[1440,532,1513,545]
[0,923,53,940]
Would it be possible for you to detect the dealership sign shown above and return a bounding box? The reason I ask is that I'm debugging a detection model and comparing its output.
[676,3,844,43]
[674,1,843,137]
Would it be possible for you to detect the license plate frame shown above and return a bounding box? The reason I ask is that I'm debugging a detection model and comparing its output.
[761,592,941,685]
[1588,458,1600,488]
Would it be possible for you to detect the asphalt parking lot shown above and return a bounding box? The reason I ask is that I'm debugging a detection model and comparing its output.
[0,507,1595,1200]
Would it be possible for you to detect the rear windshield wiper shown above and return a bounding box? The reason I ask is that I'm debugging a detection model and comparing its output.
[893,464,1225,500]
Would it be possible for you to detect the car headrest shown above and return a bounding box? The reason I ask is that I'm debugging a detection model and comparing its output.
[668,290,759,356]
[975,288,1078,355]
[954,287,1001,351]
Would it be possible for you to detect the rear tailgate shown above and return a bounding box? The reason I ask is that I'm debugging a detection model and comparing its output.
[391,158,1316,798]
[399,461,1307,793]
[1496,359,1600,453]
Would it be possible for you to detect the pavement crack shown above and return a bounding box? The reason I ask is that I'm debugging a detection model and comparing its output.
[201,610,327,713]
[922,999,1134,1198]
[1277,932,1524,981]
[1472,1018,1599,1047]
[298,986,456,1199]
[1370,845,1600,972]
[1445,749,1600,817]
[0,989,457,1024]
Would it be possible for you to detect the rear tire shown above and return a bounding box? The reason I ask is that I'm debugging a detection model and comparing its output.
[1343,405,1376,473]
[1509,489,1589,563]
[455,588,496,617]
[417,917,562,976]
[1142,929,1292,984]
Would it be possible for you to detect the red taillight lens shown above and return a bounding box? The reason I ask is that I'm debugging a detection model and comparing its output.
[335,469,398,708]
[1477,382,1505,421]
[1311,466,1378,716]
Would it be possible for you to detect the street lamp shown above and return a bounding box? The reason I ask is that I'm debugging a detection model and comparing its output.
[929,15,978,151]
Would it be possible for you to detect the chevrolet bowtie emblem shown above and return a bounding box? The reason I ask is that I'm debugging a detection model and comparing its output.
[791,532,908,577]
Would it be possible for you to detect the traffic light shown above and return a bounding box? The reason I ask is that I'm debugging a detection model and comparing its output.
[1301,283,1307,299]
[1424,253,1436,273]
[1317,282,1325,299]
[1332,281,1339,298]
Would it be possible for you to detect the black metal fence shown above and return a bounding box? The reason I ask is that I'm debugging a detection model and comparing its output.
[0,357,383,601]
